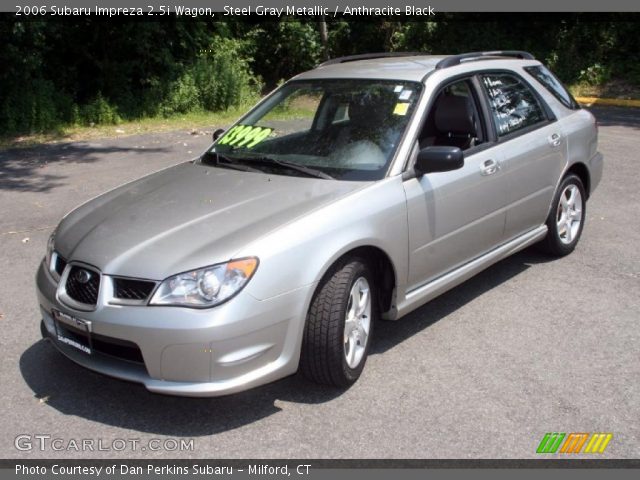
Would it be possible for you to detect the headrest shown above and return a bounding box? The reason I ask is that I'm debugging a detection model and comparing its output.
[434,95,476,136]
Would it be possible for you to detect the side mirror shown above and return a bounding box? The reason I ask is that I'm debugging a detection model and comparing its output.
[212,128,225,142]
[414,146,464,176]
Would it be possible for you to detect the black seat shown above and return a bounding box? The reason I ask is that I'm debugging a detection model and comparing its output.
[432,95,478,150]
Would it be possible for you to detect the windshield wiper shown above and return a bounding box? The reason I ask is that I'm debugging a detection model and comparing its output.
[238,156,334,180]
[200,151,262,173]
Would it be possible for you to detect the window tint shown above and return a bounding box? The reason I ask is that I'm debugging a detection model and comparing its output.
[481,74,546,136]
[525,65,580,110]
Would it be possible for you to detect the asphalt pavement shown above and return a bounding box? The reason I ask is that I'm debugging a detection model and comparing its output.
[0,107,638,459]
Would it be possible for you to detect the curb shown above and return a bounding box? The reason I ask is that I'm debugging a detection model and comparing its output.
[575,96,640,108]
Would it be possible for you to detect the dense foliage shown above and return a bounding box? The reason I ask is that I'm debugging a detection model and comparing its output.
[1,14,638,134]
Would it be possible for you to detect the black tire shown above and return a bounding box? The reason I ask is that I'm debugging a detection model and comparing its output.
[300,257,376,387]
[539,173,587,256]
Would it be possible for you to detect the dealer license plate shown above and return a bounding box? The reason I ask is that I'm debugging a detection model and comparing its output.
[52,309,93,355]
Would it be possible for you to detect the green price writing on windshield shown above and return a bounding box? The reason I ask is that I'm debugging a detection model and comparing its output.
[217,125,273,148]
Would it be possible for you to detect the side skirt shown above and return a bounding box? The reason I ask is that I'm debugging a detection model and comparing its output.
[386,225,548,320]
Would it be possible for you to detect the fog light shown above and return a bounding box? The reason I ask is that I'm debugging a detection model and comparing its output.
[43,314,56,335]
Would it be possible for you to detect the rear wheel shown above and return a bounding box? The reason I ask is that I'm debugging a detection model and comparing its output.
[539,174,586,256]
[300,258,375,387]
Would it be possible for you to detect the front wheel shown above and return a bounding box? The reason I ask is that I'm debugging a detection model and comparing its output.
[539,174,587,256]
[300,258,376,387]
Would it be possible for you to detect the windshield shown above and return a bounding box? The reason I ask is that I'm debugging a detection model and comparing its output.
[204,79,422,181]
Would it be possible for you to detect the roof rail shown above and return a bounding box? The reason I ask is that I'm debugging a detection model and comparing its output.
[435,51,535,69]
[318,52,425,67]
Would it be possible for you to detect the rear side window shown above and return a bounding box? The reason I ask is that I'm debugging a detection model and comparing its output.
[525,65,580,110]
[481,73,547,137]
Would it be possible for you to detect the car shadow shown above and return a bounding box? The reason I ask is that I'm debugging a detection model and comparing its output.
[371,247,552,355]
[19,247,553,437]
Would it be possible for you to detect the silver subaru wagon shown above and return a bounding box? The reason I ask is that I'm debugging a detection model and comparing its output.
[36,51,603,396]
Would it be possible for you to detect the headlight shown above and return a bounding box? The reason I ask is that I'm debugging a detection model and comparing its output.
[149,257,258,308]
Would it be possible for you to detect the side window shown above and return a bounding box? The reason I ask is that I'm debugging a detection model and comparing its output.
[524,65,580,110]
[481,74,546,137]
[331,102,349,124]
[418,79,485,151]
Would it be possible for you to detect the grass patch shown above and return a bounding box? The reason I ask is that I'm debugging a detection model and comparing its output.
[568,79,640,100]
[0,97,320,151]
[0,108,250,151]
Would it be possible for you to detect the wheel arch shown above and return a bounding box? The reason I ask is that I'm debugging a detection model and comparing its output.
[566,162,591,198]
[315,245,398,317]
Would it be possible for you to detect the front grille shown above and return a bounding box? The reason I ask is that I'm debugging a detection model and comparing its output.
[56,321,145,365]
[54,255,67,276]
[65,266,100,305]
[113,278,156,301]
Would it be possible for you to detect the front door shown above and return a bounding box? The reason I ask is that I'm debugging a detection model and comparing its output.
[404,78,509,291]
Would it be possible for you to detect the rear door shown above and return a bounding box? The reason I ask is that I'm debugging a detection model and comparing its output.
[479,72,567,240]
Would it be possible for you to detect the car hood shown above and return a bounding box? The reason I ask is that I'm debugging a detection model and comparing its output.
[56,162,365,279]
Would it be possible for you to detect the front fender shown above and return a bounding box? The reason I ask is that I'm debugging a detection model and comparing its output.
[238,176,409,301]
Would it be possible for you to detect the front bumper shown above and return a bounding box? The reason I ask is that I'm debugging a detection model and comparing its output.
[36,262,314,396]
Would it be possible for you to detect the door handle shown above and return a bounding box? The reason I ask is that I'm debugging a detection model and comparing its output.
[480,159,500,176]
[548,133,562,147]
